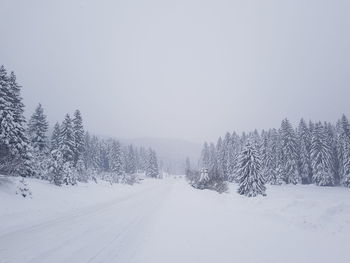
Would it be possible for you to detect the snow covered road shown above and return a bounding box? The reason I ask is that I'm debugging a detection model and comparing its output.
[1,177,350,263]
[1,179,172,263]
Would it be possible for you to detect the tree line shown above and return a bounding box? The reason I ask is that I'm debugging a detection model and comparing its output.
[186,116,350,196]
[0,65,160,186]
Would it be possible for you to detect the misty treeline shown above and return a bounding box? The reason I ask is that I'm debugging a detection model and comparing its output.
[0,65,160,187]
[186,116,350,197]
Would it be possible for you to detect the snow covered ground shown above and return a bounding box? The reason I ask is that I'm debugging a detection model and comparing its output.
[1,176,350,263]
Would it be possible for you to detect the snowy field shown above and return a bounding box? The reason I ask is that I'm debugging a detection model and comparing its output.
[1,176,350,263]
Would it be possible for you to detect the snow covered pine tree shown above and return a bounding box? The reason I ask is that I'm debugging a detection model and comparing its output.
[237,139,266,197]
[311,122,335,186]
[336,115,350,187]
[109,140,123,183]
[0,66,34,177]
[280,119,301,184]
[146,148,159,178]
[57,114,76,185]
[298,119,313,184]
[72,110,85,166]
[50,122,61,151]
[27,103,50,179]
[28,103,49,153]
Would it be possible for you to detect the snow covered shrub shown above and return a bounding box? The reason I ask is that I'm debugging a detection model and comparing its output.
[187,170,199,185]
[48,150,76,186]
[198,168,209,185]
[212,180,229,193]
[344,174,350,187]
[16,177,32,198]
[269,166,284,185]
[75,158,88,183]
[62,161,77,185]
[120,173,138,185]
[31,151,50,180]
[105,172,118,184]
[185,158,201,185]
[237,140,266,197]
[191,142,229,193]
[48,150,65,186]
[192,168,210,189]
[86,168,98,183]
[99,172,112,183]
[191,168,228,193]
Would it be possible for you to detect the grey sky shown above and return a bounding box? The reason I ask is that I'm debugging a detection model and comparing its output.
[1,0,349,143]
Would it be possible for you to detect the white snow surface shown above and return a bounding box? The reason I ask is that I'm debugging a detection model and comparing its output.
[1,175,350,263]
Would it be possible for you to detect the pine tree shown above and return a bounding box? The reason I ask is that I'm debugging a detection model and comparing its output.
[298,119,312,184]
[83,131,91,170]
[269,128,284,185]
[8,72,25,125]
[198,168,210,186]
[139,147,148,173]
[16,177,32,198]
[194,142,211,188]
[146,148,159,178]
[28,104,49,152]
[208,142,219,180]
[222,133,231,179]
[252,129,261,145]
[75,158,87,182]
[200,142,210,171]
[227,132,239,181]
[336,115,350,186]
[125,144,137,174]
[72,110,85,166]
[343,141,350,187]
[62,160,76,185]
[0,65,16,165]
[99,140,110,173]
[134,147,140,173]
[0,66,34,177]
[27,104,50,179]
[311,122,335,186]
[49,114,76,185]
[185,157,192,181]
[260,130,272,182]
[90,135,102,171]
[280,119,301,184]
[51,122,61,151]
[109,140,123,182]
[59,114,75,163]
[195,141,227,192]
[8,71,34,174]
[216,137,225,180]
[48,149,65,186]
[237,139,266,197]
[325,122,339,183]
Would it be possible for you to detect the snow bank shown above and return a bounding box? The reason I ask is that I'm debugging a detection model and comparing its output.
[136,180,350,263]
[0,175,155,235]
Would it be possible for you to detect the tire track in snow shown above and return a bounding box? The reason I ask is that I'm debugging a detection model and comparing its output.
[0,183,160,238]
[0,180,173,263]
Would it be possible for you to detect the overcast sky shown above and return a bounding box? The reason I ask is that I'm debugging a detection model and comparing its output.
[1,0,349,143]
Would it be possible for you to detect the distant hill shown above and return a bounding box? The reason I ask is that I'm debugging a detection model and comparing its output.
[119,137,202,175]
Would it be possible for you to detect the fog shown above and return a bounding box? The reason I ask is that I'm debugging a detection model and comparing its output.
[1,0,349,143]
